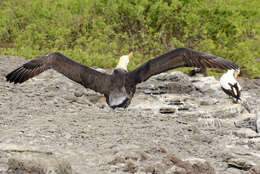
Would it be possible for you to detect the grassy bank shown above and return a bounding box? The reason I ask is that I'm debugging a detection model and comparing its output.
[0,0,259,77]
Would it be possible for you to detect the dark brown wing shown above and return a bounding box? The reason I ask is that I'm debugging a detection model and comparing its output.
[127,48,239,85]
[6,52,111,95]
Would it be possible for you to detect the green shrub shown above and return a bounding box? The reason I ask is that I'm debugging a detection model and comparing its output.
[0,0,259,77]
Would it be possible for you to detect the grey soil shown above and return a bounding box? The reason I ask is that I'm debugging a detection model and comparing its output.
[0,55,260,174]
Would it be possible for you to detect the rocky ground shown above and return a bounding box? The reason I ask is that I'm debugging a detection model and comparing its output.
[0,55,260,174]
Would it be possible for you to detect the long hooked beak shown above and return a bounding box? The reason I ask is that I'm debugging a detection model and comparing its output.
[128,52,133,59]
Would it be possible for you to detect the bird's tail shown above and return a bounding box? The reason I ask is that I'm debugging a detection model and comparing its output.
[108,90,129,109]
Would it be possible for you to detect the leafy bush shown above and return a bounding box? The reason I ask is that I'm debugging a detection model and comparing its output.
[0,0,259,77]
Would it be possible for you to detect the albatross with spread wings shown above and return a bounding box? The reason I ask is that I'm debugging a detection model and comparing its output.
[6,48,239,109]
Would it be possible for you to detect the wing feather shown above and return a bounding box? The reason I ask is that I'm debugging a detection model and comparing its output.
[6,52,111,95]
[127,48,239,85]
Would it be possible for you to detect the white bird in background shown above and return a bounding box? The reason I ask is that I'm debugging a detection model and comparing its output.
[220,69,241,103]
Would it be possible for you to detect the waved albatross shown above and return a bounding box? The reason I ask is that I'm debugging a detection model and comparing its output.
[6,48,239,109]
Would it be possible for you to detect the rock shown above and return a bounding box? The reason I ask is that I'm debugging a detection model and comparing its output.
[165,165,186,174]
[256,112,260,133]
[62,95,78,103]
[0,144,72,174]
[233,128,260,138]
[245,165,260,174]
[145,147,167,154]
[165,81,194,94]
[154,71,190,82]
[166,155,216,174]
[166,99,184,106]
[159,107,176,114]
[234,114,258,133]
[222,147,260,171]
[2,55,260,174]
[222,167,244,174]
[7,153,72,174]
[203,104,243,119]
[192,134,213,144]
[177,106,190,111]
[227,157,255,170]
[199,99,218,106]
[138,72,195,95]
[240,78,260,90]
[108,147,216,174]
[192,76,221,95]
[74,91,84,97]
[197,118,223,128]
[240,98,252,113]
[123,160,138,173]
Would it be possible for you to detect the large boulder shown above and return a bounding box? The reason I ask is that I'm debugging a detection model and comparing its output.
[137,72,195,95]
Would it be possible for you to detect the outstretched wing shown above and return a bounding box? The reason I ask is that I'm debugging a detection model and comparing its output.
[127,48,239,85]
[6,52,111,95]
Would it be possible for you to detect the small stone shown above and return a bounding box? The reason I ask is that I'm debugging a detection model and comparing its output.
[166,155,216,174]
[200,99,218,106]
[233,128,260,138]
[167,99,184,106]
[123,161,137,173]
[166,165,186,174]
[74,91,84,97]
[224,167,245,174]
[177,106,189,111]
[234,114,258,132]
[222,147,260,171]
[159,107,176,114]
[62,95,77,102]
[227,157,254,170]
[246,165,260,174]
[192,134,212,144]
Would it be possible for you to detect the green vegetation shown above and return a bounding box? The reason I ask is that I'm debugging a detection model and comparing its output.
[0,0,259,77]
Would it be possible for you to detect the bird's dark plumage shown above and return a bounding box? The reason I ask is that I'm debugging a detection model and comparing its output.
[6,48,239,108]
[221,83,241,103]
[127,48,238,85]
[6,52,111,95]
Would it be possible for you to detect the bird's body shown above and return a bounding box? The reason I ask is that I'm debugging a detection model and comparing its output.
[106,68,135,108]
[220,69,241,103]
[6,48,239,109]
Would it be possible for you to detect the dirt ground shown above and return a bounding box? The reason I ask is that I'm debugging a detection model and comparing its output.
[0,55,260,174]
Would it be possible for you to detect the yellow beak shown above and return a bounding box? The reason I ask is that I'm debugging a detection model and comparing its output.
[128,52,133,59]
[234,72,238,79]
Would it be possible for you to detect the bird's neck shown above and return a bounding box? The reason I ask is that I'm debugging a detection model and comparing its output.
[225,70,235,78]
[116,61,128,71]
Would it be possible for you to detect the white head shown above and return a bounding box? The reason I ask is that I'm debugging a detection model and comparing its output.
[116,52,133,71]
[227,69,240,79]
